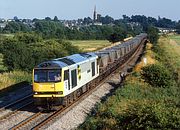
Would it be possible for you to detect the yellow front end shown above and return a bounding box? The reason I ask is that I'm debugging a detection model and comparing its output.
[33,82,64,97]
[32,69,65,98]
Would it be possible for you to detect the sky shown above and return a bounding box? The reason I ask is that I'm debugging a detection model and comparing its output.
[0,0,180,21]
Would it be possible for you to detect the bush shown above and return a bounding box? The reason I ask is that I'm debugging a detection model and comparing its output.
[117,102,180,129]
[141,64,173,87]
[2,41,33,71]
[80,101,180,130]
[14,32,43,44]
[79,74,180,130]
[147,26,159,44]
[1,36,81,71]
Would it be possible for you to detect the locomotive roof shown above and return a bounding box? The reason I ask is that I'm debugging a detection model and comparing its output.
[35,53,97,69]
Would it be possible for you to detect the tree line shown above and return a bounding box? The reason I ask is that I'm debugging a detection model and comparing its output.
[0,14,162,72]
[0,33,80,71]
[1,20,132,41]
[0,26,159,72]
[1,14,176,40]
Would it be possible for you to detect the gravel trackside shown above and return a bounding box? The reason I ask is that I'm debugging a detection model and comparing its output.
[44,74,120,130]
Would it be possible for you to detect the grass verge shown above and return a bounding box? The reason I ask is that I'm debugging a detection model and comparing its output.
[168,34,180,45]
[0,71,31,91]
[79,36,180,130]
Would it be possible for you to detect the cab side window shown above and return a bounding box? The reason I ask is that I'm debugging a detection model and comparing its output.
[64,70,69,81]
[92,62,95,77]
[64,70,70,90]
[71,69,77,88]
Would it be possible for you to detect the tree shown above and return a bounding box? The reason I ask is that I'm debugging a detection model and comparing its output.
[14,32,43,44]
[45,17,51,21]
[54,16,59,21]
[147,26,159,44]
[100,15,114,24]
[1,36,81,71]
[83,17,93,25]
[2,41,34,71]
[3,21,31,33]
[141,64,173,87]
[122,15,130,22]
[176,22,180,34]
[3,22,20,33]
[14,16,19,22]
[34,20,65,39]
[147,17,157,26]
[107,33,121,43]
[157,17,176,28]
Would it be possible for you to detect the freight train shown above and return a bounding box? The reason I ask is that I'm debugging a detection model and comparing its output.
[32,33,147,109]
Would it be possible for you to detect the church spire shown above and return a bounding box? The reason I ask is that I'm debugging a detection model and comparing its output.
[93,5,97,22]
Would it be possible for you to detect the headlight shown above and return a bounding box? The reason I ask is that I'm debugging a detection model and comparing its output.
[58,91,63,95]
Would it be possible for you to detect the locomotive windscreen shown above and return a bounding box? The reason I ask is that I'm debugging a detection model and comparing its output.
[34,69,61,83]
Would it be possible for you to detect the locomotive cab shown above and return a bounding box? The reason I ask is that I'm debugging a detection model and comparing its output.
[33,62,66,108]
[33,69,63,96]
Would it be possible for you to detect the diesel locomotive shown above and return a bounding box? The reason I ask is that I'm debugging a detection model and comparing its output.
[33,33,147,109]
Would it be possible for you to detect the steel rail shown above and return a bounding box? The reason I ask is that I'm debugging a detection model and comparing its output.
[0,101,33,121]
[0,94,33,113]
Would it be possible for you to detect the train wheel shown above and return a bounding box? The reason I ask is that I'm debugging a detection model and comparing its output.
[87,83,91,90]
[47,103,52,111]
[69,96,72,105]
[46,100,52,111]
[77,88,82,97]
[73,91,77,101]
[63,97,68,107]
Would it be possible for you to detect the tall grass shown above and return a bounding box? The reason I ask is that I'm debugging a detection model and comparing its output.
[168,35,180,45]
[0,53,31,91]
[0,71,31,90]
[156,36,180,83]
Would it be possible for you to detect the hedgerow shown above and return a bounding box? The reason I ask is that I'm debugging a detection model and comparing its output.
[80,85,180,130]
[141,64,174,87]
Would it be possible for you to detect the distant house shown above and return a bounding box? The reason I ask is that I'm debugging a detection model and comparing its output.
[7,19,14,22]
[93,22,102,26]
[0,23,6,28]
[157,27,176,34]
[0,18,6,22]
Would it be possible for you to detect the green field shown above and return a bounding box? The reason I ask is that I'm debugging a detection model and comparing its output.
[69,40,111,52]
[169,35,180,45]
[0,34,14,38]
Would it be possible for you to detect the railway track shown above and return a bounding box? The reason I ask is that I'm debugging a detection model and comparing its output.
[0,94,33,121]
[0,94,33,111]
[9,40,146,130]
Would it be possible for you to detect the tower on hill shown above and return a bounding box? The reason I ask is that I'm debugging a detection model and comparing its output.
[93,5,97,22]
[93,6,102,25]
